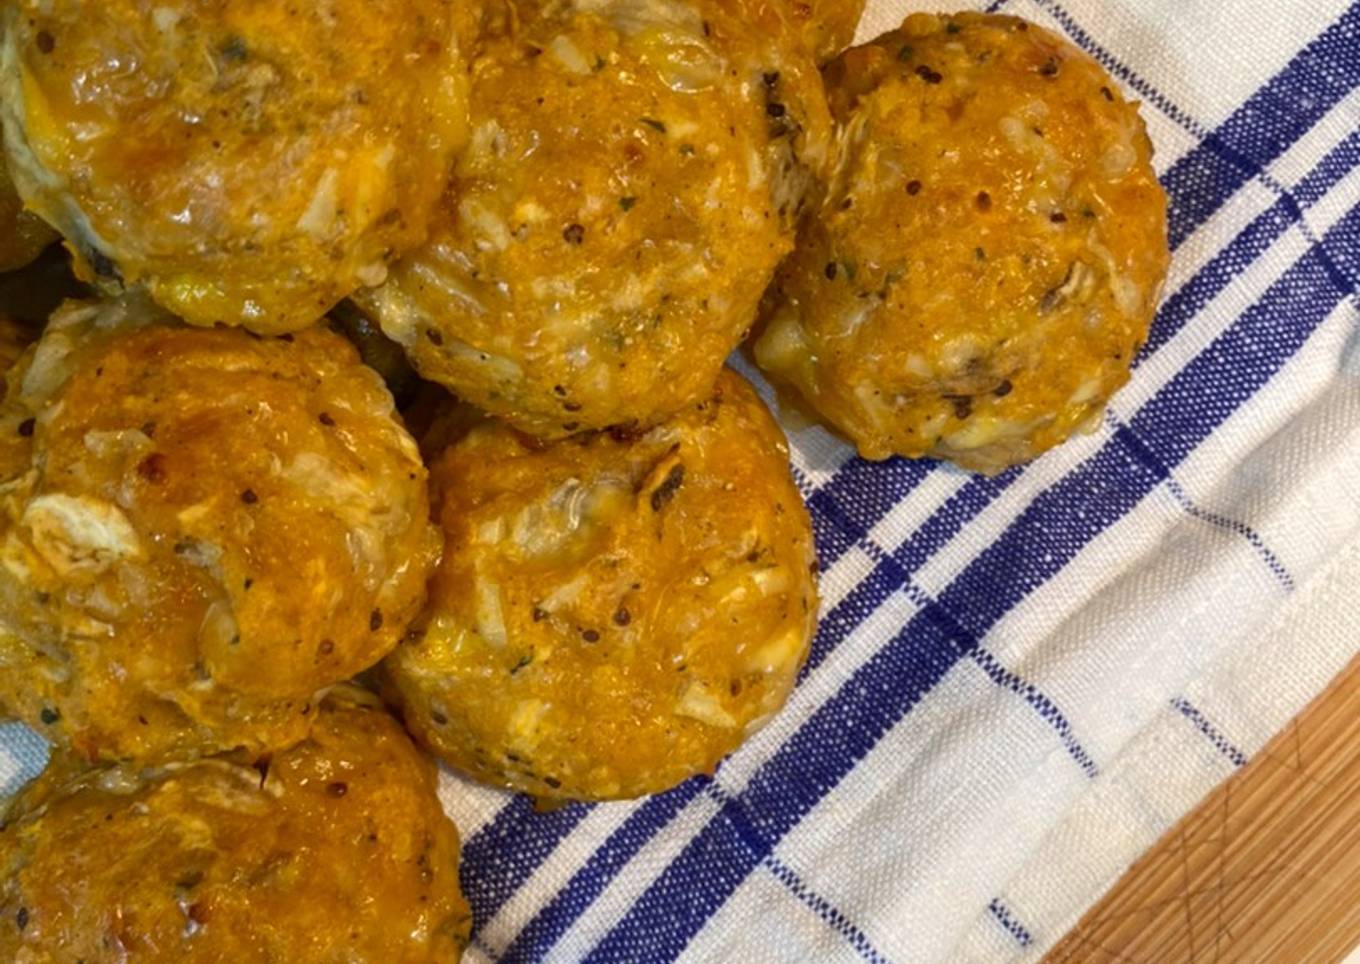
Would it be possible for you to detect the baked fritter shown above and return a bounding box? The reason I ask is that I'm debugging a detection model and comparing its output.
[0,0,473,332]
[0,688,471,963]
[356,0,831,438]
[754,13,1169,473]
[0,295,438,762]
[784,0,866,63]
[384,370,819,801]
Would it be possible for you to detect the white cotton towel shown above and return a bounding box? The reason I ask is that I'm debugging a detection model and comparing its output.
[2,2,1358,961]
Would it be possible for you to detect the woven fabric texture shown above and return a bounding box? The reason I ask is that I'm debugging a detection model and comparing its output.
[2,1,1358,961]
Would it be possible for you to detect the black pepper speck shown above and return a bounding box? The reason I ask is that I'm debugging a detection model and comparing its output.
[220,36,247,61]
[650,464,685,511]
[946,395,974,419]
[89,249,119,280]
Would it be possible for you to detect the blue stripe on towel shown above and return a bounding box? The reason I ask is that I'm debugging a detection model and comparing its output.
[579,202,1360,962]
[987,897,1035,948]
[454,8,1360,951]
[1171,697,1251,767]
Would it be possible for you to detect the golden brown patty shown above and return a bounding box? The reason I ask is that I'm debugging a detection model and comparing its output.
[383,370,819,801]
[356,0,831,438]
[0,0,472,332]
[0,689,470,963]
[0,295,438,763]
[784,0,866,63]
[754,12,1169,473]
[0,154,56,273]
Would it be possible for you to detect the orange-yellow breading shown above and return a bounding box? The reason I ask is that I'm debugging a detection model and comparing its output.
[754,13,1170,473]
[383,370,819,801]
[0,0,472,333]
[357,0,831,438]
[0,689,471,963]
[783,0,866,63]
[0,295,439,763]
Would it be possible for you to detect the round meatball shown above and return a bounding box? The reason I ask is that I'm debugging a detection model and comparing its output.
[0,688,471,963]
[753,13,1169,473]
[384,370,819,801]
[783,0,865,63]
[0,294,439,763]
[0,153,56,273]
[356,0,831,438]
[0,0,473,333]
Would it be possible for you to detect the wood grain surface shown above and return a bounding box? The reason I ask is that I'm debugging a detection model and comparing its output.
[1046,654,1360,964]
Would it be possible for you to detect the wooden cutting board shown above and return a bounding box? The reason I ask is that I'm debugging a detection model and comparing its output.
[1046,654,1360,963]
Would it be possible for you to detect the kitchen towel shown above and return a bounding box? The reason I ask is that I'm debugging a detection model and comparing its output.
[3,0,1358,960]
